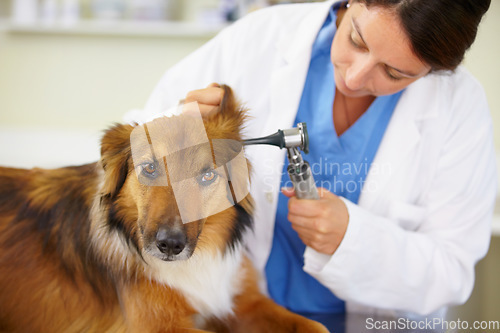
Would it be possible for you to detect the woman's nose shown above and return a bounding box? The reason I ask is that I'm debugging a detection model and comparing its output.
[345,57,372,91]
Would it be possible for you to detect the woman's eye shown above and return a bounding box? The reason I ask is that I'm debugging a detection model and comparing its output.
[199,170,218,186]
[141,163,157,178]
[385,68,403,81]
[348,31,365,50]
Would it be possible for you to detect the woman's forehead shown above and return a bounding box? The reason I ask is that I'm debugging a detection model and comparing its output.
[348,3,431,75]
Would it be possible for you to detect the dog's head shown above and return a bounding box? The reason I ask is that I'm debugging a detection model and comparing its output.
[99,85,252,262]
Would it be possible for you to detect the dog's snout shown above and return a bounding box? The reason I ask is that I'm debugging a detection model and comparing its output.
[156,227,186,256]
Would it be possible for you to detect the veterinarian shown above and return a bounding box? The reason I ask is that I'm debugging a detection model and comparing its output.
[128,0,495,324]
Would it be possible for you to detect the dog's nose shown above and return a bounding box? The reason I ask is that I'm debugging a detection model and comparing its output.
[156,228,186,256]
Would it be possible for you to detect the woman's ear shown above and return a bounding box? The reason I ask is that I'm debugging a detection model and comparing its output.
[100,123,134,199]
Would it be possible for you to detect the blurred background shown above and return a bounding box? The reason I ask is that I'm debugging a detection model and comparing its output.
[0,0,499,326]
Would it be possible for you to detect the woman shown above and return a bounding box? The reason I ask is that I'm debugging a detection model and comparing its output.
[131,0,495,323]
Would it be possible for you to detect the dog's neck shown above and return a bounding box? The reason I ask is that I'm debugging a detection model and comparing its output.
[144,244,245,319]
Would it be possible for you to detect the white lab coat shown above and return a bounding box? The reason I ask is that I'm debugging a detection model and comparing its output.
[132,0,496,318]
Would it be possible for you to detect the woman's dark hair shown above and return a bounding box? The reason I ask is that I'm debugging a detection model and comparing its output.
[354,0,491,71]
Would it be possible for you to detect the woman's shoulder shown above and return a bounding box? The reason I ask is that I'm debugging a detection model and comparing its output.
[421,66,486,99]
[407,66,487,114]
[398,66,490,137]
[414,66,491,134]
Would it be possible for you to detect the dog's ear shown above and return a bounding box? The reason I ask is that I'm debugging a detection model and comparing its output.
[212,84,248,133]
[219,85,238,116]
[100,123,134,199]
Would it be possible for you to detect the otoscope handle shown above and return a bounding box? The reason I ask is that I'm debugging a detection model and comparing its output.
[286,148,319,200]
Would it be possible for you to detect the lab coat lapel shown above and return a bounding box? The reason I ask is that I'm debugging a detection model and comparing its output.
[358,77,440,209]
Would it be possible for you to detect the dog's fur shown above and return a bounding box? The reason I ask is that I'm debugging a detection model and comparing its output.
[0,86,327,333]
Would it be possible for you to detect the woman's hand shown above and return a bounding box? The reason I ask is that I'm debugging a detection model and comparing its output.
[183,82,224,117]
[282,187,349,255]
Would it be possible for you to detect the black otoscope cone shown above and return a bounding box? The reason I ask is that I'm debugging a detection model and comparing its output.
[242,130,286,149]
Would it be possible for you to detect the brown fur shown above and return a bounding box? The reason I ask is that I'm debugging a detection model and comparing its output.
[0,86,328,333]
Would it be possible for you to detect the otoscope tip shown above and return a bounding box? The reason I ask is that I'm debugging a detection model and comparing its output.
[242,122,310,153]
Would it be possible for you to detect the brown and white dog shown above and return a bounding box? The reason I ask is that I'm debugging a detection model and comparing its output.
[0,86,328,333]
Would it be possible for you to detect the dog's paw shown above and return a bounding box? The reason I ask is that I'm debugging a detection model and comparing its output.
[288,315,330,333]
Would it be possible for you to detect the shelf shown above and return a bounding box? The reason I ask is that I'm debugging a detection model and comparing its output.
[0,19,227,38]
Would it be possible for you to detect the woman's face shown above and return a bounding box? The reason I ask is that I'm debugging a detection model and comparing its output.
[331,2,431,97]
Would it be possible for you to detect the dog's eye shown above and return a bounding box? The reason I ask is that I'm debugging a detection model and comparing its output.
[199,170,218,186]
[142,163,157,178]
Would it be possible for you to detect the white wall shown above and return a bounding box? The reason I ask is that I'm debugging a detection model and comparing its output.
[463,0,500,147]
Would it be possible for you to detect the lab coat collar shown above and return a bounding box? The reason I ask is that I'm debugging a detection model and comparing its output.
[276,0,337,65]
[267,0,337,137]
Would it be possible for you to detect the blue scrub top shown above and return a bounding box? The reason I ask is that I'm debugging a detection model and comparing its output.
[265,3,403,317]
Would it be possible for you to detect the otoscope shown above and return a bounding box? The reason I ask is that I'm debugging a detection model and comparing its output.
[243,122,319,200]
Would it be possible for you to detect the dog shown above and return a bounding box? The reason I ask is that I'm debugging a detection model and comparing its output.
[0,86,328,333]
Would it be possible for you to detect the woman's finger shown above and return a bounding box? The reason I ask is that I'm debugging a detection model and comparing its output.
[185,86,224,106]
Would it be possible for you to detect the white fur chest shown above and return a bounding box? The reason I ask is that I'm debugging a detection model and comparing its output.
[146,246,245,318]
